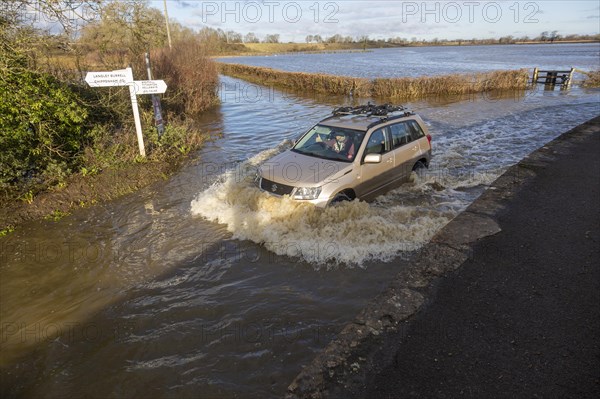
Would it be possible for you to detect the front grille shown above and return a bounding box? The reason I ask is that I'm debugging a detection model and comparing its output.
[259,178,294,196]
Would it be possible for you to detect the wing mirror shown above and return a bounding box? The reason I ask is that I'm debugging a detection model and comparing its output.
[364,153,382,164]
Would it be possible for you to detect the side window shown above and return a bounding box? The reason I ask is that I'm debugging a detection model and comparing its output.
[408,120,426,141]
[365,128,388,155]
[390,122,412,148]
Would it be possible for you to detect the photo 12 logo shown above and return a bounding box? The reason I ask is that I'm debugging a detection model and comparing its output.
[400,1,540,24]
[220,81,276,104]
[3,1,100,26]
[199,1,340,24]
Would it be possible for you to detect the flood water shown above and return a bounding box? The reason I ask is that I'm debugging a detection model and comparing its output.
[219,43,600,78]
[1,45,599,398]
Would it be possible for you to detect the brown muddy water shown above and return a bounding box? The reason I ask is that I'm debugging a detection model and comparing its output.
[1,75,599,398]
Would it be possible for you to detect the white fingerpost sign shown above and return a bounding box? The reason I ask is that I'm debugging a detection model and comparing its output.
[84,67,168,157]
[84,69,132,87]
[132,80,167,95]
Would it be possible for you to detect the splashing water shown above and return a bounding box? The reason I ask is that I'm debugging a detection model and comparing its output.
[191,146,454,266]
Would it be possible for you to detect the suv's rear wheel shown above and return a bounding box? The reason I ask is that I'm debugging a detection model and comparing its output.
[412,160,426,171]
[411,160,427,182]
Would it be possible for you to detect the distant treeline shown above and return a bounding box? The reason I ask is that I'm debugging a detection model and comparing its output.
[200,26,599,48]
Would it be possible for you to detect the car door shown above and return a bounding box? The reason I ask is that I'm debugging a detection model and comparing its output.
[356,127,395,199]
[408,119,431,155]
[390,121,421,179]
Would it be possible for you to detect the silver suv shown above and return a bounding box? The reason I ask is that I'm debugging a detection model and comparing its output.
[256,104,432,206]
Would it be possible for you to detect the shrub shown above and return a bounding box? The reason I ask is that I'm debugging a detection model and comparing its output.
[0,67,89,194]
[150,40,220,117]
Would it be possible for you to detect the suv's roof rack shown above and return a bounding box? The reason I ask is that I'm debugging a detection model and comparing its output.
[331,102,413,118]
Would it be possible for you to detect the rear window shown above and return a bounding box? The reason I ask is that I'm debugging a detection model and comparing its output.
[390,122,412,148]
[408,120,426,141]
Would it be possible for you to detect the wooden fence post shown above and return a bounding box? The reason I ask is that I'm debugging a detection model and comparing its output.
[566,67,575,89]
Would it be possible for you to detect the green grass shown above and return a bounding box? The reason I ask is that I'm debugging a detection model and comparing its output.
[44,209,70,222]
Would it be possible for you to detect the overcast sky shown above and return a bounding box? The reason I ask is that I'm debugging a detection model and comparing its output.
[149,0,600,42]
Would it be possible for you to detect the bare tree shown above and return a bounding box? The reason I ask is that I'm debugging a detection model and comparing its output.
[326,34,343,43]
[226,30,242,43]
[78,1,168,64]
[244,32,259,43]
[263,33,279,43]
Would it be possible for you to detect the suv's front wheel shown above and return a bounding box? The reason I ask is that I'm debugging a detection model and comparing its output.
[330,190,355,205]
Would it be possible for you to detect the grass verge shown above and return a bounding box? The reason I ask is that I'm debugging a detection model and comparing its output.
[0,114,212,234]
[0,125,209,233]
[582,70,600,87]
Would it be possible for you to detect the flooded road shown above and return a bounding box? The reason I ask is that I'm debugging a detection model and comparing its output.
[1,74,599,397]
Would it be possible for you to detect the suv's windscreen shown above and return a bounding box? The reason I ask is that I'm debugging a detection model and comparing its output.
[292,125,365,162]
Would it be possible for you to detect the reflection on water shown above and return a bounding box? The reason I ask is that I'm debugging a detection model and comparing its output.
[1,73,599,398]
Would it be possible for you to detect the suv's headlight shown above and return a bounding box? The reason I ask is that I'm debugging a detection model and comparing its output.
[293,187,322,200]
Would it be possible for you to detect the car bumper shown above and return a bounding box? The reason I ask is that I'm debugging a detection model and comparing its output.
[257,178,329,207]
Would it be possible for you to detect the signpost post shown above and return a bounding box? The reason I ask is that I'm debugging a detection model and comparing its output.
[145,52,165,137]
[84,67,167,157]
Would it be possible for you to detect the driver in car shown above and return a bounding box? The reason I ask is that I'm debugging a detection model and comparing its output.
[326,132,355,160]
